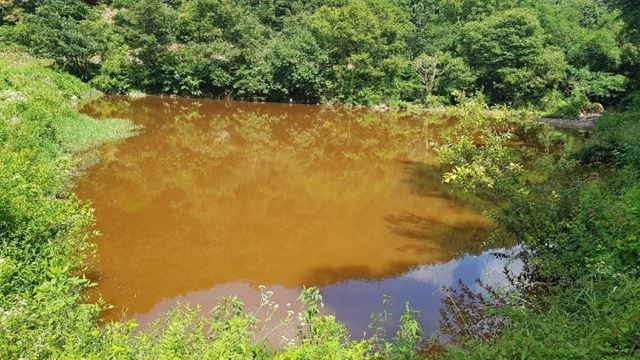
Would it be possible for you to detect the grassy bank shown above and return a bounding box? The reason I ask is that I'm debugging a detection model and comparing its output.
[0,53,136,357]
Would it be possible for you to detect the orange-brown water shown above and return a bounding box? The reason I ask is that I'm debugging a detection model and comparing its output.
[78,96,504,335]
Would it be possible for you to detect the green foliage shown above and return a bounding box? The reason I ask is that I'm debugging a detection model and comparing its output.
[114,0,179,92]
[0,0,43,24]
[436,101,528,202]
[10,0,107,79]
[2,0,640,357]
[460,8,568,105]
[413,52,476,104]
[2,0,635,108]
[569,67,627,102]
[0,53,137,358]
[617,90,640,111]
[535,0,624,71]
[436,98,640,358]
[608,0,640,41]
[445,278,640,359]
[306,0,415,104]
[543,91,590,118]
[90,45,133,94]
[177,0,269,97]
[263,21,327,102]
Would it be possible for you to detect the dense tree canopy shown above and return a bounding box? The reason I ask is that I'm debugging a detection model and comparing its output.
[460,8,567,105]
[1,0,638,109]
[10,0,106,79]
[609,0,640,40]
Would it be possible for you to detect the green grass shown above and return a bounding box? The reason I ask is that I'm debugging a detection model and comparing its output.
[444,278,640,359]
[0,52,138,152]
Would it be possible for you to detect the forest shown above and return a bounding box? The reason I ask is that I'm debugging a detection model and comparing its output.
[2,0,639,112]
[0,0,639,359]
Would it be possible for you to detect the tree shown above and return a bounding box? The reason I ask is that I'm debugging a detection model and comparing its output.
[414,54,439,97]
[177,0,269,97]
[414,52,475,103]
[460,8,567,105]
[307,0,415,104]
[606,0,640,90]
[13,0,105,79]
[263,19,328,102]
[608,0,640,40]
[114,0,178,92]
[533,0,624,74]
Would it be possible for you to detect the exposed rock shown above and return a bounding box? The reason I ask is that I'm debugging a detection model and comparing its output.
[210,54,228,61]
[127,92,147,99]
[581,102,604,116]
[89,55,102,64]
[371,104,389,111]
[167,43,185,52]
[0,90,26,102]
[99,8,121,24]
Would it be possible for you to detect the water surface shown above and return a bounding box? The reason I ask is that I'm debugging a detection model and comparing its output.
[78,96,513,339]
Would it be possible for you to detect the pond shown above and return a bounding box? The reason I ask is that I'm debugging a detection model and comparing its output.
[77,96,518,342]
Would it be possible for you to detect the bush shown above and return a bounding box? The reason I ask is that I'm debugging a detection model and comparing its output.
[436,99,640,358]
[11,0,107,79]
[460,8,569,105]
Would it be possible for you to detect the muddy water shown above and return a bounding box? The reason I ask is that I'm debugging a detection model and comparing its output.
[78,96,514,339]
